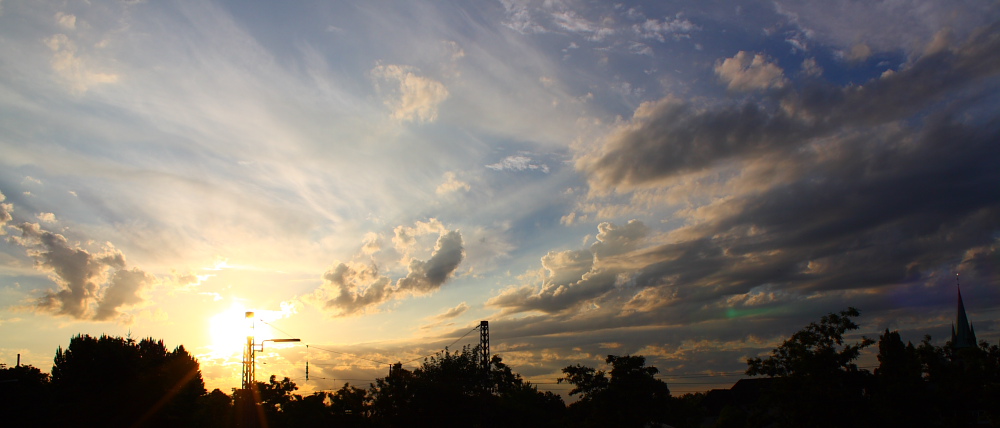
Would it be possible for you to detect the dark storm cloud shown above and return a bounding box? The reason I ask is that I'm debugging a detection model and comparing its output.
[562,24,1000,317]
[613,109,1000,303]
[12,222,152,321]
[314,230,465,316]
[582,23,1000,191]
[478,24,1000,371]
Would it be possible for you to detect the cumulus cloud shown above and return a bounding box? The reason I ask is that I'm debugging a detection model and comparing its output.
[0,191,12,234]
[12,222,152,321]
[436,171,470,195]
[55,12,76,30]
[94,268,154,321]
[37,212,56,223]
[361,232,382,255]
[488,220,649,314]
[714,51,787,91]
[396,230,464,294]
[393,218,446,256]
[371,63,449,123]
[313,262,393,317]
[800,57,822,77]
[310,227,465,317]
[844,43,873,61]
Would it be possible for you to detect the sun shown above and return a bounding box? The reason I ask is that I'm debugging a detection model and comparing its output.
[208,302,272,354]
[207,301,293,355]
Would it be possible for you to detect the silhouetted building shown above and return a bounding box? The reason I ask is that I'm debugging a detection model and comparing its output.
[701,377,776,424]
[951,280,978,350]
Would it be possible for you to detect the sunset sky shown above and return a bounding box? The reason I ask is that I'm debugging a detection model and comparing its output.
[2,0,1000,396]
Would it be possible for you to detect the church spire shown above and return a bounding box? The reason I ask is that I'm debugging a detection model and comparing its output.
[951,273,978,349]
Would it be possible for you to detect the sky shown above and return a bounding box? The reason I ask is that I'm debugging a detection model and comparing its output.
[2,0,1000,397]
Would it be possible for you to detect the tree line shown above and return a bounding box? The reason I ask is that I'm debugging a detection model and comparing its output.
[2,308,999,427]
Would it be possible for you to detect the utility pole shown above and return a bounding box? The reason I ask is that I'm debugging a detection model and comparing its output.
[242,312,255,391]
[479,321,490,374]
[241,311,301,390]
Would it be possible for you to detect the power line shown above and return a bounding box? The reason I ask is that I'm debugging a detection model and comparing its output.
[257,318,866,394]
[258,319,297,339]
[309,345,394,366]
[400,325,481,365]
[303,323,483,385]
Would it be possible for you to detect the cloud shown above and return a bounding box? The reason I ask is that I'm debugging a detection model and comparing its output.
[714,51,787,91]
[44,33,118,94]
[94,268,154,321]
[37,212,56,224]
[466,25,1000,372]
[488,220,649,314]
[499,0,547,35]
[771,0,996,56]
[489,23,1000,346]
[55,12,76,30]
[371,63,449,123]
[844,43,873,61]
[396,230,465,294]
[393,218,446,256]
[486,154,550,173]
[313,262,392,317]
[0,191,12,234]
[633,15,699,42]
[582,24,1000,192]
[800,57,822,77]
[310,227,465,317]
[436,171,470,195]
[361,232,382,255]
[12,222,152,321]
[551,10,615,41]
[432,302,470,321]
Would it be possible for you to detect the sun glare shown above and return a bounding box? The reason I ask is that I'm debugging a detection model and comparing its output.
[207,301,298,355]
[209,303,271,354]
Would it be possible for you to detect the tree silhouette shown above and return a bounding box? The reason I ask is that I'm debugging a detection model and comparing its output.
[746,307,874,428]
[560,354,671,427]
[195,388,235,428]
[325,383,371,427]
[913,335,1000,427]
[0,363,50,427]
[255,375,299,426]
[871,329,927,426]
[50,334,206,428]
[368,346,563,427]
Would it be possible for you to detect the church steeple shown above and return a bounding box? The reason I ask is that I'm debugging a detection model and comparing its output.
[951,273,978,349]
